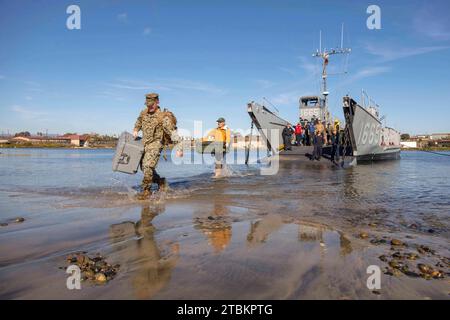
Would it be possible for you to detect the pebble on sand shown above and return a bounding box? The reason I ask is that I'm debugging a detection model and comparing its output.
[83,270,95,280]
[406,253,419,260]
[359,232,369,239]
[390,239,404,246]
[417,245,435,255]
[418,263,432,274]
[64,252,118,284]
[392,251,404,259]
[430,270,443,279]
[95,273,107,283]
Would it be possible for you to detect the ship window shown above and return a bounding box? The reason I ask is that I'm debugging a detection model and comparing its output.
[306,100,318,107]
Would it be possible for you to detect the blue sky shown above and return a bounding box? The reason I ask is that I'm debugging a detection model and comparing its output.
[1,0,449,136]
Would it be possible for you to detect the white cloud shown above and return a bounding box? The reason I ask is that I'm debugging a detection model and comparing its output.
[351,66,391,79]
[95,90,126,101]
[364,42,450,62]
[336,66,391,89]
[298,56,318,74]
[413,6,450,41]
[24,80,40,86]
[108,78,226,95]
[24,80,43,92]
[279,67,296,76]
[117,13,128,23]
[168,79,226,94]
[11,105,48,120]
[109,83,154,90]
[415,21,450,41]
[99,90,116,96]
[255,79,275,89]
[278,56,320,77]
[107,80,170,92]
[143,27,152,36]
[272,91,305,106]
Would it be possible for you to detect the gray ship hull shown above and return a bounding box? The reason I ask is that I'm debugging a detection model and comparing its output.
[247,102,289,154]
[343,96,401,161]
[246,97,401,163]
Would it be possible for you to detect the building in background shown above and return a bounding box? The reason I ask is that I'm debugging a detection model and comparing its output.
[400,141,417,149]
[232,135,266,149]
[6,133,91,147]
[61,134,90,147]
[403,133,450,149]
[429,133,450,140]
[10,135,71,145]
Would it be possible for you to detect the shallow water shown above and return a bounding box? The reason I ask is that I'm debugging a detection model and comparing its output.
[0,148,449,299]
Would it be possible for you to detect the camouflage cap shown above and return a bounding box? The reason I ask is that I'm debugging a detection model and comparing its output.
[216,117,226,123]
[145,93,159,100]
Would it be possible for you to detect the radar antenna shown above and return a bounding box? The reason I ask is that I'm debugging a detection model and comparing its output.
[312,24,351,120]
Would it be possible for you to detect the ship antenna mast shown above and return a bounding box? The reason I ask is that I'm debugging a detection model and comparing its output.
[263,97,280,114]
[312,24,351,118]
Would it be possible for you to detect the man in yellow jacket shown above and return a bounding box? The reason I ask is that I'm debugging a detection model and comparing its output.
[205,117,231,178]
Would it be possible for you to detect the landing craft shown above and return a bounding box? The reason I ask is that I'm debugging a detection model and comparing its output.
[343,94,401,161]
[246,101,288,154]
[247,27,401,165]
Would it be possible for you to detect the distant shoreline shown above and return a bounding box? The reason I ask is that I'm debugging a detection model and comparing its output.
[1,144,449,152]
[402,147,450,152]
[0,144,115,150]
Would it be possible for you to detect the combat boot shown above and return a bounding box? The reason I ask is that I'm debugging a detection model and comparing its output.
[158,178,169,192]
[136,189,151,200]
[213,168,223,178]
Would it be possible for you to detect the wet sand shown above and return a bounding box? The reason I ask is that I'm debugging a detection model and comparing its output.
[0,153,449,299]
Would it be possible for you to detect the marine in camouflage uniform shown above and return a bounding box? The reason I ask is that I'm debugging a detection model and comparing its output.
[134,93,181,197]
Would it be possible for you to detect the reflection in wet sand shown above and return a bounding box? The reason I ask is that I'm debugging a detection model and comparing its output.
[338,233,353,256]
[191,180,234,253]
[109,205,179,299]
[247,215,283,246]
[193,200,232,253]
[1,150,449,299]
[246,214,352,256]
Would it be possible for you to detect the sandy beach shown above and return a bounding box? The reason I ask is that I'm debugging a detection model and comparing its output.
[0,149,449,299]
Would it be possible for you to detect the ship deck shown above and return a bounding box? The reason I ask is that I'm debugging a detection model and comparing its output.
[280,145,335,159]
[279,146,314,156]
[277,146,356,168]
